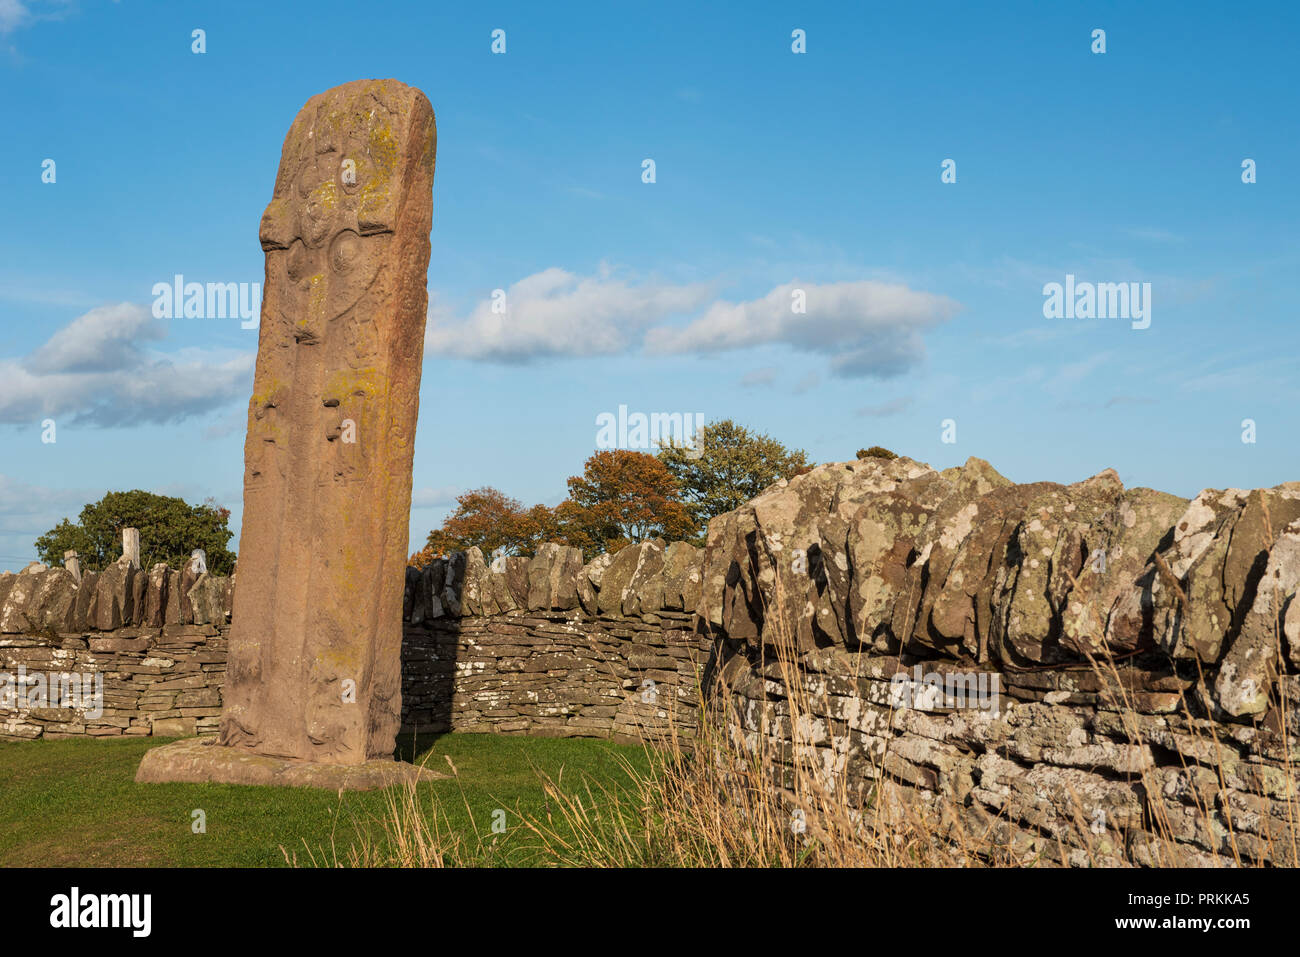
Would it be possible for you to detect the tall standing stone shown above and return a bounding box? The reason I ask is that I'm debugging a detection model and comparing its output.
[138,79,439,789]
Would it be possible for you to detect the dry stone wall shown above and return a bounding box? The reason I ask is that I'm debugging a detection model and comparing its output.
[699,455,1300,866]
[0,540,714,744]
[399,541,711,740]
[0,557,231,740]
[7,456,1300,865]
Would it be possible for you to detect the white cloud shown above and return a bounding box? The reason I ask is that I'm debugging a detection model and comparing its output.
[411,486,460,509]
[425,267,711,362]
[0,473,94,524]
[0,0,72,35]
[645,280,959,378]
[24,302,166,374]
[0,303,255,427]
[0,0,29,33]
[426,271,959,378]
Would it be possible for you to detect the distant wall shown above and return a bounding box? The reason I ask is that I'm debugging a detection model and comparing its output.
[0,625,227,740]
[399,540,709,739]
[402,609,705,740]
[0,539,713,743]
[0,557,231,740]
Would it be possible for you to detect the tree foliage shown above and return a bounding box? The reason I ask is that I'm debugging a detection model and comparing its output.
[410,487,553,566]
[857,446,898,460]
[412,421,810,565]
[34,490,236,574]
[412,452,693,565]
[658,419,811,533]
[555,450,693,559]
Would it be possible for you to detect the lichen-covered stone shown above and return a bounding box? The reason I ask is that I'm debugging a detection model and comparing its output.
[598,541,665,616]
[1216,520,1300,716]
[24,567,79,633]
[142,564,169,628]
[93,558,136,632]
[994,472,1124,664]
[526,543,584,611]
[187,573,227,626]
[217,78,437,767]
[699,456,1300,701]
[661,541,703,612]
[0,573,16,626]
[0,564,45,633]
[622,540,667,616]
[72,569,98,632]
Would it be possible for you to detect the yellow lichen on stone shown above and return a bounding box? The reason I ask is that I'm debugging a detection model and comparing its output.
[323,366,381,401]
[356,121,398,224]
[319,645,360,672]
[310,180,339,213]
[250,376,289,410]
[368,123,397,174]
[299,273,326,327]
[422,124,436,174]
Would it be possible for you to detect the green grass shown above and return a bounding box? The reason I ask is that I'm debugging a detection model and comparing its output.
[0,733,651,867]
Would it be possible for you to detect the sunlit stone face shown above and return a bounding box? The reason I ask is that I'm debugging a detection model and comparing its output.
[219,79,435,765]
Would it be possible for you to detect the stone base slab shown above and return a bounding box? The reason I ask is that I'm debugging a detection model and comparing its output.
[134,737,445,790]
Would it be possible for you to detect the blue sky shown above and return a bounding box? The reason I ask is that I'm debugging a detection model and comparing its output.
[1,0,1297,571]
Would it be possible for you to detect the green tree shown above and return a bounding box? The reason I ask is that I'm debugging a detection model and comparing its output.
[658,419,811,534]
[34,490,236,574]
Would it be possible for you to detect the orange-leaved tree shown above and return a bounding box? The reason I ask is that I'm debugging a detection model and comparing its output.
[409,487,557,566]
[555,450,694,560]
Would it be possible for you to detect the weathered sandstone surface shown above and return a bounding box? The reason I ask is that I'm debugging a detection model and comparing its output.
[216,78,437,767]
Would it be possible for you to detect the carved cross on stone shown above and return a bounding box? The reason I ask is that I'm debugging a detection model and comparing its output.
[137,79,441,790]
